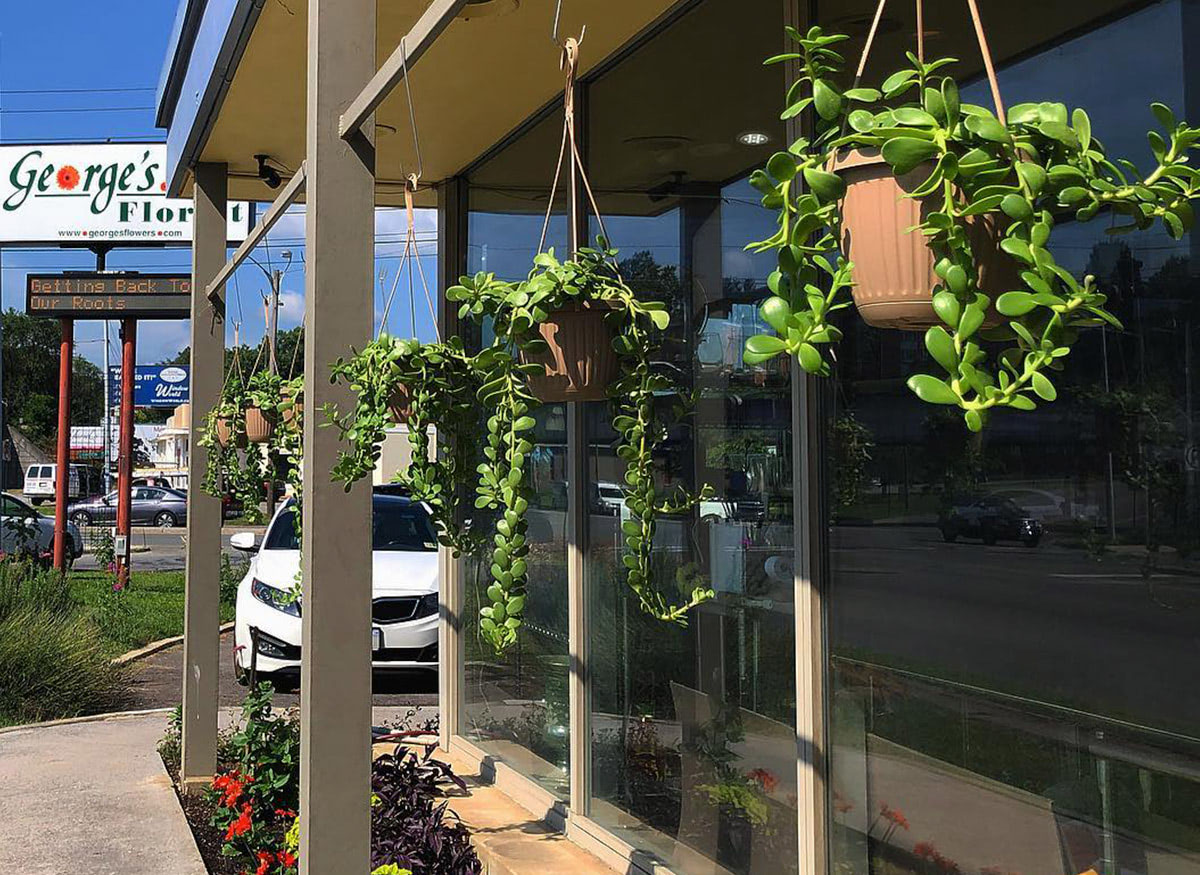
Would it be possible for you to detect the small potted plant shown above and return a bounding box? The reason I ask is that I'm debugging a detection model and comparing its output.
[743,26,1200,431]
[245,370,283,444]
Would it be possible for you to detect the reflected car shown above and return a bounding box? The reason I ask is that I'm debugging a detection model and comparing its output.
[985,486,1099,525]
[231,490,440,690]
[68,486,188,528]
[938,494,1043,547]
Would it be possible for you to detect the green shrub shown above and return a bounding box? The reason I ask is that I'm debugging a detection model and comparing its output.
[0,558,74,620]
[0,604,130,725]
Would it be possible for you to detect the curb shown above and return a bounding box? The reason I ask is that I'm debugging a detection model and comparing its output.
[0,706,175,736]
[113,621,235,665]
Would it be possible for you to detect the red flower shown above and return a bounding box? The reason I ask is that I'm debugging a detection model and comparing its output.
[278,850,297,867]
[746,768,779,793]
[914,841,938,859]
[254,851,273,875]
[275,808,296,819]
[225,803,253,840]
[56,166,80,190]
[880,802,910,830]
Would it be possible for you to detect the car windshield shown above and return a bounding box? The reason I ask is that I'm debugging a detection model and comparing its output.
[264,496,437,552]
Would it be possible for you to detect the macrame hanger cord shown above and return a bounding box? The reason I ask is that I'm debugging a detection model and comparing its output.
[853,0,1005,121]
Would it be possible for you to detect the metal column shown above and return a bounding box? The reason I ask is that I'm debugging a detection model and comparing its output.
[52,319,72,571]
[180,162,228,793]
[115,319,136,584]
[298,0,375,871]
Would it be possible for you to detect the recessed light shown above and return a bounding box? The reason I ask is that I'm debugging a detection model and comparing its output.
[738,131,771,147]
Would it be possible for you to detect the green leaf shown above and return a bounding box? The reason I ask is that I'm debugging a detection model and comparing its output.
[767,151,797,182]
[743,334,786,364]
[1015,163,1047,196]
[893,107,938,127]
[965,113,1011,143]
[996,291,1038,316]
[760,297,792,334]
[924,326,957,371]
[881,136,939,174]
[964,409,983,432]
[942,78,960,124]
[813,79,843,121]
[881,69,916,94]
[1000,194,1033,221]
[648,309,671,330]
[1038,121,1079,148]
[932,290,961,328]
[1031,371,1057,401]
[848,109,875,132]
[907,374,960,405]
[1072,108,1092,151]
[1151,102,1176,131]
[803,167,846,202]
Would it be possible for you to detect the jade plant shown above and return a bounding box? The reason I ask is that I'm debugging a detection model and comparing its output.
[198,380,268,522]
[743,26,1200,431]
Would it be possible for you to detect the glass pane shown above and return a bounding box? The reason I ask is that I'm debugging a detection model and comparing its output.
[820,4,1200,874]
[461,107,573,800]
[584,0,798,871]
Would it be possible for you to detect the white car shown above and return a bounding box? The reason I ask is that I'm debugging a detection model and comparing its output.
[2,492,83,564]
[232,491,440,690]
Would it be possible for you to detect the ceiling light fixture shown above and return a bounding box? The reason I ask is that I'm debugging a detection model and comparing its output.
[737,131,771,147]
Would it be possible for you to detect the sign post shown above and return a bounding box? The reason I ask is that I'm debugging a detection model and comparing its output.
[53,320,72,571]
[116,319,136,583]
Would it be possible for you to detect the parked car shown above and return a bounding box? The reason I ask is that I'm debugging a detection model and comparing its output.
[22,463,87,505]
[984,486,1100,525]
[67,486,188,528]
[939,494,1043,547]
[1,493,82,564]
[231,490,439,690]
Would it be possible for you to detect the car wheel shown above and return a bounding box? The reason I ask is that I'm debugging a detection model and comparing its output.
[155,511,177,528]
[1022,534,1041,548]
[940,526,958,543]
[71,510,92,526]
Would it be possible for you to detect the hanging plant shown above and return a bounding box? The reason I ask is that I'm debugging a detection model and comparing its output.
[245,370,284,444]
[327,334,484,558]
[446,241,714,651]
[743,25,1200,431]
[198,379,269,523]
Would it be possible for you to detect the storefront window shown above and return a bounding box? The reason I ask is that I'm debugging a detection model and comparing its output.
[821,4,1200,874]
[461,110,573,799]
[583,1,799,872]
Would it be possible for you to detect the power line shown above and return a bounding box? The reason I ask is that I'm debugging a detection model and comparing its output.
[0,106,156,115]
[2,86,156,95]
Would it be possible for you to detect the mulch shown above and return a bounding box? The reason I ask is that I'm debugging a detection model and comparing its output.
[164,760,243,875]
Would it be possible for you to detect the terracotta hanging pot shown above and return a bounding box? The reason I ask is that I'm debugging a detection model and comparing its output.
[245,406,275,444]
[279,388,300,429]
[520,303,620,403]
[834,148,1017,331]
[388,384,413,423]
[215,416,247,449]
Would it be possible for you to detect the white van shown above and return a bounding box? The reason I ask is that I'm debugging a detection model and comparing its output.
[23,464,83,505]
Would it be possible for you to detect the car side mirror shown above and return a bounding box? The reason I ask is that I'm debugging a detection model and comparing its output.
[231,531,259,553]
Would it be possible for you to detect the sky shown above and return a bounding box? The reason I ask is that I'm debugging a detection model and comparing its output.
[0,1,439,373]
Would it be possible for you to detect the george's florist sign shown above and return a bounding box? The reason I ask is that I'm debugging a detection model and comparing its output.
[0,143,249,244]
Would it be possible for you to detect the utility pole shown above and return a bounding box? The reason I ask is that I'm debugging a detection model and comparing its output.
[267,269,282,374]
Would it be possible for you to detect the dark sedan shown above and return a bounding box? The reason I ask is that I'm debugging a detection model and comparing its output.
[68,486,188,528]
[938,494,1043,547]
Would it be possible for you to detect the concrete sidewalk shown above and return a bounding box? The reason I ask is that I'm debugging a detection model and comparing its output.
[0,712,206,875]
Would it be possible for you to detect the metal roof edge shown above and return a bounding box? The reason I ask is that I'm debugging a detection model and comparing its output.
[159,0,266,197]
[156,0,207,129]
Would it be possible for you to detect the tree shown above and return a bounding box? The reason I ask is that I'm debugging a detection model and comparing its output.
[1,310,106,445]
[162,325,304,381]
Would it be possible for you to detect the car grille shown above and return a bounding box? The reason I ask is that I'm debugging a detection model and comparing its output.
[372,597,420,624]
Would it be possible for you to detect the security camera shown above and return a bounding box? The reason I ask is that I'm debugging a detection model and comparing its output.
[255,154,282,189]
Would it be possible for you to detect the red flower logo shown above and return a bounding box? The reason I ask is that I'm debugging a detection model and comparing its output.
[56,166,80,190]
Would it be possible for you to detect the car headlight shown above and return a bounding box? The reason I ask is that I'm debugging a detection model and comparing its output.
[414,592,439,619]
[251,578,301,616]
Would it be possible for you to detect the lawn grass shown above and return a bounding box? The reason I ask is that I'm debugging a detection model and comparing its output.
[67,568,236,656]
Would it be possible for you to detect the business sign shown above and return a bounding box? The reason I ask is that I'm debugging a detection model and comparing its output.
[26,273,191,318]
[0,143,250,244]
[108,365,190,408]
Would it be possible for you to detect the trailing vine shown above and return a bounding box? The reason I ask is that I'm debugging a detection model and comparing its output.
[744,26,1200,431]
[198,379,269,523]
[327,334,483,557]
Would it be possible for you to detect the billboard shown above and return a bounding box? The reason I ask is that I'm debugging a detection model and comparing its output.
[27,273,191,319]
[108,365,190,408]
[0,143,250,244]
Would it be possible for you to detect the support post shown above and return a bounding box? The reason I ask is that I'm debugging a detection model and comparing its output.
[181,162,228,793]
[115,319,136,583]
[53,319,72,571]
[436,177,467,752]
[299,0,375,871]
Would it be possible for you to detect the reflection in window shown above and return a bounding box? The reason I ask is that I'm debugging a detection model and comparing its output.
[583,0,798,872]
[823,4,1200,874]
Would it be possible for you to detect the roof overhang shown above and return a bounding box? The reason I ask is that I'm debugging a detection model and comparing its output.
[157,0,683,206]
